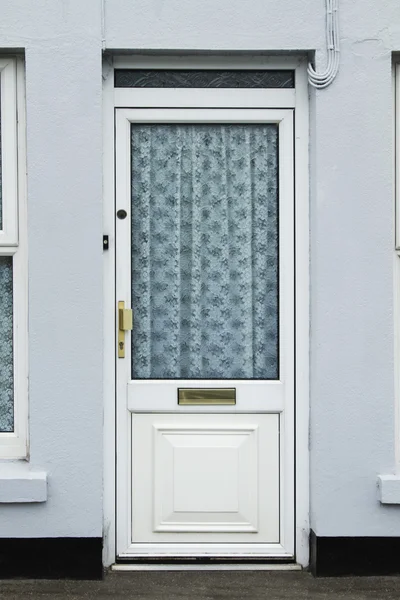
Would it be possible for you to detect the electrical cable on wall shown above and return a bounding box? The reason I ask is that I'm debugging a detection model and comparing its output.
[308,0,340,88]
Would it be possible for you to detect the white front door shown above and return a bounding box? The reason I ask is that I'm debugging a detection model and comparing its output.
[115,107,294,559]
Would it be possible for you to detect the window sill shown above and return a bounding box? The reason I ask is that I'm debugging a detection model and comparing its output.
[0,464,47,503]
[378,474,400,505]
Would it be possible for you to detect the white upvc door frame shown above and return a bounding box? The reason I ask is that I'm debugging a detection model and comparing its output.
[103,55,310,568]
[116,107,294,559]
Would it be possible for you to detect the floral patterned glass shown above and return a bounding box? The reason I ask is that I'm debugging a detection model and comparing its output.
[131,124,279,379]
[0,256,13,431]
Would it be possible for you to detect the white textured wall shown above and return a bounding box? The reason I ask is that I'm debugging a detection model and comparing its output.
[309,9,398,535]
[0,0,103,537]
[104,0,324,50]
[0,0,398,539]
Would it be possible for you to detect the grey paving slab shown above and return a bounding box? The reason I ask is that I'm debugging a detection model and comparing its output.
[1,571,400,600]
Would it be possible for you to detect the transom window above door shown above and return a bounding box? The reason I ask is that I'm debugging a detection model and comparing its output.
[115,69,295,89]
[110,56,307,563]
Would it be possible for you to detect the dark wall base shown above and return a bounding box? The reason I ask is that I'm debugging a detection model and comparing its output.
[310,531,400,576]
[0,538,103,580]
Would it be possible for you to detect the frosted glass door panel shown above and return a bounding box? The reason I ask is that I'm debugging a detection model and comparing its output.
[131,124,279,380]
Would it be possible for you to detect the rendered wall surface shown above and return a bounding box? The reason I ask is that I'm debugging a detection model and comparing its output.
[0,0,103,537]
[0,0,398,540]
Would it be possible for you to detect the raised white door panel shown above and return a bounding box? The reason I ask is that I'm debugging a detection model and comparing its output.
[132,414,279,543]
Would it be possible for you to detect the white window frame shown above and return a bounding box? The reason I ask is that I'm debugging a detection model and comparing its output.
[103,54,309,567]
[0,57,18,246]
[0,57,28,458]
[394,64,400,472]
[396,64,400,252]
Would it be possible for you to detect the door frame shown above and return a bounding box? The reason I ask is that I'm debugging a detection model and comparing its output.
[116,107,294,558]
[102,54,310,567]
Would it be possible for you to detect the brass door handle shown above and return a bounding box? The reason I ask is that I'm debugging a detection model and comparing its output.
[118,301,133,358]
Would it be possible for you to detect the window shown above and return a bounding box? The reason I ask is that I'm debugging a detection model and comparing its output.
[0,57,27,458]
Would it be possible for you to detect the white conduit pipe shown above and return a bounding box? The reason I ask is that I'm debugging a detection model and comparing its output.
[308,0,340,89]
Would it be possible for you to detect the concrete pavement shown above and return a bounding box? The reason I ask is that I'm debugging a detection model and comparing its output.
[1,571,400,599]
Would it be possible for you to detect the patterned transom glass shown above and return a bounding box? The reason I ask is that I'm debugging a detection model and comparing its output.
[115,69,294,89]
[131,123,279,380]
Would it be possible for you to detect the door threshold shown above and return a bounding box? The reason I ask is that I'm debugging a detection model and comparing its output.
[112,563,302,572]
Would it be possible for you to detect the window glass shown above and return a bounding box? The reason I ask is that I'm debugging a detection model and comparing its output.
[131,123,279,379]
[115,69,295,89]
[0,256,13,432]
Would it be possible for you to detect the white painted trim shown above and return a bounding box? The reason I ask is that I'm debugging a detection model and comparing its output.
[395,64,400,251]
[378,474,400,504]
[118,542,292,557]
[0,57,18,246]
[102,56,116,567]
[103,56,310,568]
[115,106,291,123]
[112,563,302,571]
[395,251,400,471]
[114,88,296,109]
[0,471,47,503]
[293,59,310,569]
[113,55,304,70]
[394,65,400,473]
[0,57,28,459]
